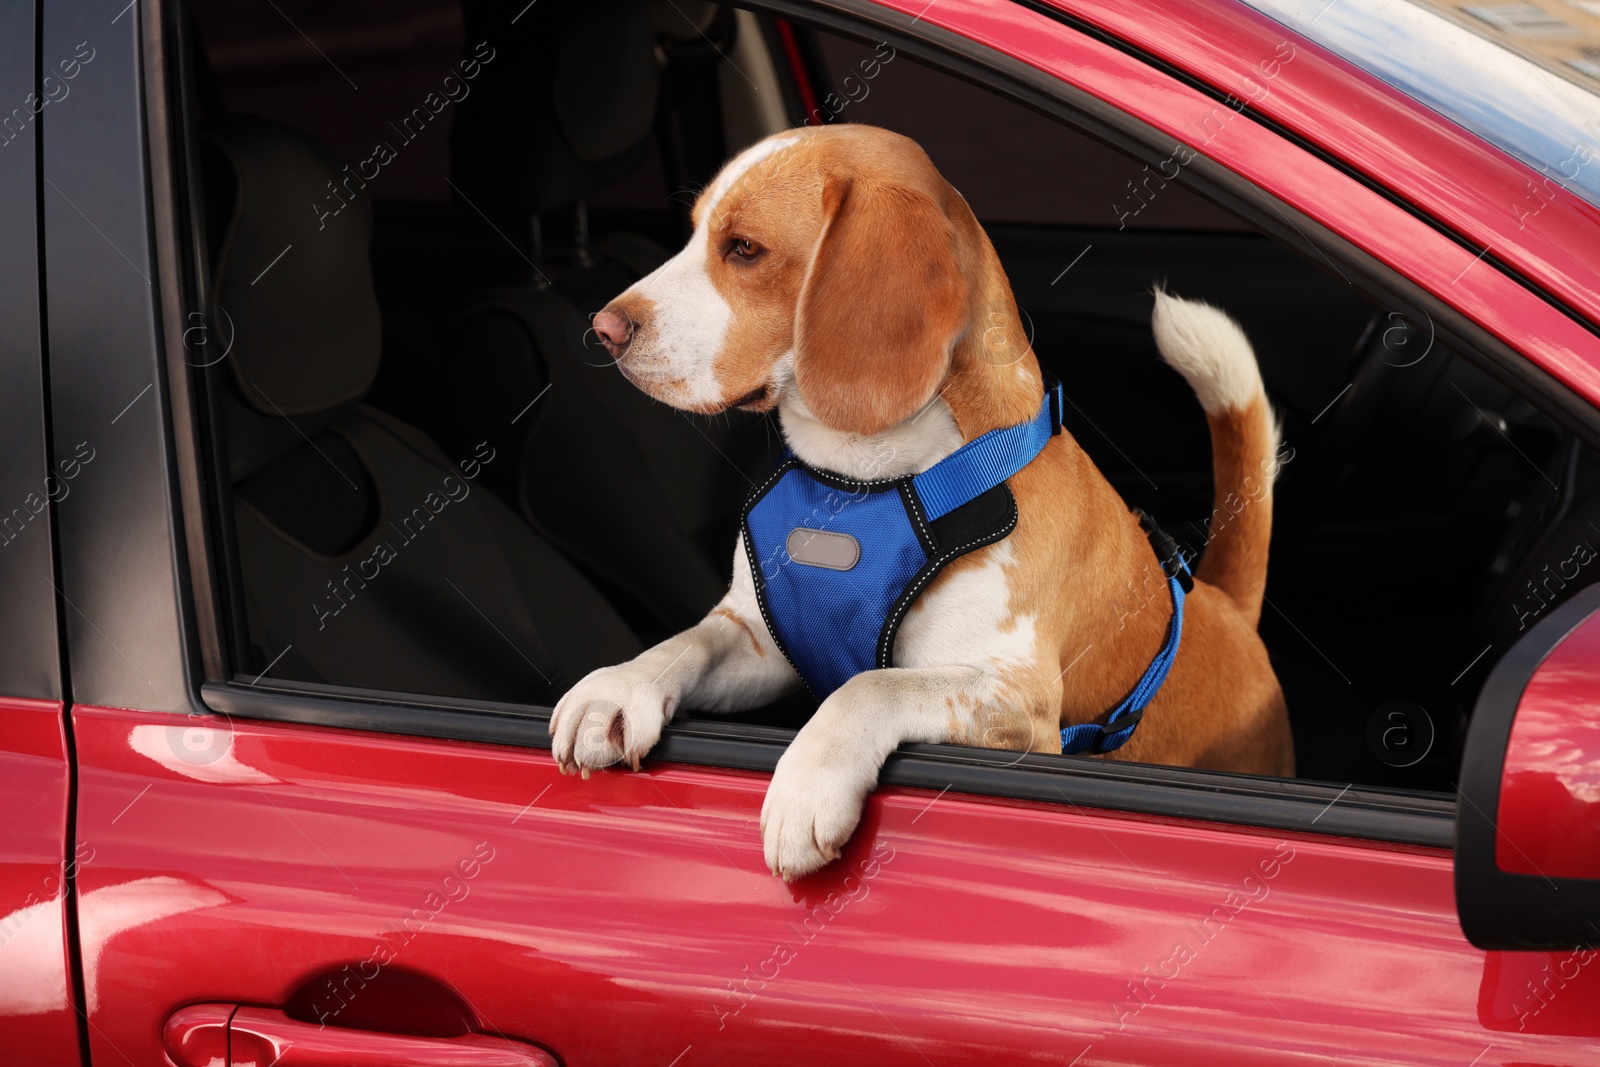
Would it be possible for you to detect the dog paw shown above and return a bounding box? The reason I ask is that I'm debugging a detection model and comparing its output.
[549,665,676,776]
[760,741,877,881]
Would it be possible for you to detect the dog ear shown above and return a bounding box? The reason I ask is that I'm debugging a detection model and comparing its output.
[794,178,969,436]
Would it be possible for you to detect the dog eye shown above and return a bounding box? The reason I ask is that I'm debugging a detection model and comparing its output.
[728,237,761,261]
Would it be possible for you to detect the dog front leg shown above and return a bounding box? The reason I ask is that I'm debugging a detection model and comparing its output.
[761,664,1026,880]
[550,543,798,775]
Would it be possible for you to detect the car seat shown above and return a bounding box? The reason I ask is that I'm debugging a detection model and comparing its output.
[446,0,781,640]
[203,113,641,705]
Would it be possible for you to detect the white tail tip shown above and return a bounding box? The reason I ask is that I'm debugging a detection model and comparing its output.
[1151,287,1263,416]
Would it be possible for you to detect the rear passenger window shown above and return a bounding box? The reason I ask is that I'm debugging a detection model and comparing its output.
[183,0,1598,799]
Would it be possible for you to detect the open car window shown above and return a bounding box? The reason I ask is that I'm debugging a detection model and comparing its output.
[178,0,1598,841]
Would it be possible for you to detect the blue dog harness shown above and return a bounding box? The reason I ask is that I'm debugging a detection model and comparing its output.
[741,383,1192,756]
[1056,514,1191,755]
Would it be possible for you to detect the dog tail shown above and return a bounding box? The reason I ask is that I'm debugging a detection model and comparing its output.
[1151,287,1280,628]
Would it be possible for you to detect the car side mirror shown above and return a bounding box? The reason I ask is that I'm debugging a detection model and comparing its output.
[1457,583,1600,950]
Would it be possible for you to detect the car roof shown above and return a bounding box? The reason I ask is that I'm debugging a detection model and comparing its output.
[1244,0,1600,209]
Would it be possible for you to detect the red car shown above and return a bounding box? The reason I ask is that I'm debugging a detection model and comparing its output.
[3,0,1599,1063]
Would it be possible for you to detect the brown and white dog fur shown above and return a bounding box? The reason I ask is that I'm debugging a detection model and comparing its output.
[550,124,1293,880]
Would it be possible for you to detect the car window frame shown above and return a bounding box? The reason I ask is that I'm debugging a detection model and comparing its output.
[0,0,63,704]
[147,0,1600,853]
[1023,0,1600,339]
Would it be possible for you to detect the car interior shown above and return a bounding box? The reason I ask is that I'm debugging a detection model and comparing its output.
[184,0,1600,795]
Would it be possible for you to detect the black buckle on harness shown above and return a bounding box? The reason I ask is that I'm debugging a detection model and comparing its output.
[1134,508,1194,593]
[1045,378,1064,436]
[1092,706,1145,753]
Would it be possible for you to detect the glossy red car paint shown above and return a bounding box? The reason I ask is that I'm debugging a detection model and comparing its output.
[71,704,1591,1065]
[871,0,1600,408]
[1045,0,1600,332]
[1478,947,1600,1038]
[1498,610,1600,880]
[162,1003,231,1067]
[0,697,85,1066]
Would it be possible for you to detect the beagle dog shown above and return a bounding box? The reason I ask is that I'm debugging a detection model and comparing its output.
[551,124,1293,880]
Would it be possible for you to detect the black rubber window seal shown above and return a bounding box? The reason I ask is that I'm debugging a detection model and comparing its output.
[205,679,1455,849]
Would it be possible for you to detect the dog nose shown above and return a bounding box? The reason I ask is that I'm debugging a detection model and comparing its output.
[592,307,634,357]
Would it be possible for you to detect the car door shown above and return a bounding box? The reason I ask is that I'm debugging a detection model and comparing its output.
[58,1,1600,1066]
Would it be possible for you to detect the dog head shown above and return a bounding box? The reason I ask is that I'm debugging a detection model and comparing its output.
[592,124,1033,438]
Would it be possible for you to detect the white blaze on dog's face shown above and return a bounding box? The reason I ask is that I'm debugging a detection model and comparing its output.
[597,132,811,413]
[593,126,973,437]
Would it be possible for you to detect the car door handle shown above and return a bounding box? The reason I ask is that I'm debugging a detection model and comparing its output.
[164,1003,557,1067]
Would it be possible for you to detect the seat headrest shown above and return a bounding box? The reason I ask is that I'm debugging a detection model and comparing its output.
[450,0,662,225]
[202,114,382,418]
